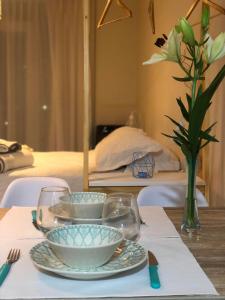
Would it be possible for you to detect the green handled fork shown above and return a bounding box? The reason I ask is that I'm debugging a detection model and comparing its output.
[0,249,20,286]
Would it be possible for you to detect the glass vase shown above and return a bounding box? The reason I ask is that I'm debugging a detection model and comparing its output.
[181,156,200,234]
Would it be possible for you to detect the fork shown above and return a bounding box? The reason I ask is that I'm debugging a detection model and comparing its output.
[0,249,20,286]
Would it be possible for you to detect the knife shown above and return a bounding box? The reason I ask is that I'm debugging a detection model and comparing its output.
[31,210,40,230]
[148,251,160,289]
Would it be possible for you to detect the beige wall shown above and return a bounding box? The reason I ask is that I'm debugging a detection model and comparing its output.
[206,12,225,207]
[95,0,225,206]
[95,0,138,125]
[136,0,201,160]
[136,0,225,206]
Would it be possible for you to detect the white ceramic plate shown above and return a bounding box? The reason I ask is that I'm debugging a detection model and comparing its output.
[48,203,103,224]
[49,204,129,225]
[30,240,147,280]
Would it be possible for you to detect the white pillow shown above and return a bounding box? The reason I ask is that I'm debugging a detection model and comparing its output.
[153,146,181,172]
[94,126,162,172]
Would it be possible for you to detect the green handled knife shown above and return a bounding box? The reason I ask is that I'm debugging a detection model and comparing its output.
[31,209,39,230]
[148,250,161,289]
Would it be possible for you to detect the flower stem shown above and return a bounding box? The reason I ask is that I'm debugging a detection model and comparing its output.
[186,156,197,225]
[191,75,197,108]
[181,155,200,233]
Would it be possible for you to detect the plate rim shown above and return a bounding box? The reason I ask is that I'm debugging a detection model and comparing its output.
[49,204,129,223]
[49,205,103,222]
[30,240,147,277]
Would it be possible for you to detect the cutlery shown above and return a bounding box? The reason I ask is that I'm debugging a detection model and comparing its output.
[148,250,160,289]
[31,210,40,230]
[0,249,20,286]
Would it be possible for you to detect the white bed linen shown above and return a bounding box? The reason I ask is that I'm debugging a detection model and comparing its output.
[0,151,96,200]
[0,151,204,205]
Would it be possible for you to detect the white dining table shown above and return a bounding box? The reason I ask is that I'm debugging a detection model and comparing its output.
[0,207,224,300]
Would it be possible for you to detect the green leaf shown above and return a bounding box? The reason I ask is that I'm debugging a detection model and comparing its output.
[196,84,203,98]
[186,93,192,111]
[173,139,182,147]
[196,56,203,72]
[165,115,188,137]
[161,133,175,139]
[177,98,189,121]
[181,143,191,159]
[200,130,219,142]
[205,122,217,133]
[162,132,184,147]
[173,76,192,82]
[189,64,225,151]
[173,130,189,145]
[200,140,210,149]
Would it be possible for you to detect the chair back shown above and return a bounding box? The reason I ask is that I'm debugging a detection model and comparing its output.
[0,177,70,208]
[137,185,208,207]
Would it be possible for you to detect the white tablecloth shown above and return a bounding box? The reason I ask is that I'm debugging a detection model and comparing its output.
[0,206,218,299]
[0,206,179,240]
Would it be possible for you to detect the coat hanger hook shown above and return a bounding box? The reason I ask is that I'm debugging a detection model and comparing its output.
[97,0,132,29]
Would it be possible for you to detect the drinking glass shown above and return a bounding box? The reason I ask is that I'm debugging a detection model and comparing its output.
[36,186,71,234]
[102,192,140,240]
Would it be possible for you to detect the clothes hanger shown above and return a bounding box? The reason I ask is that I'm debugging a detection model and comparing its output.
[186,0,225,21]
[148,0,225,35]
[148,0,155,34]
[97,0,132,29]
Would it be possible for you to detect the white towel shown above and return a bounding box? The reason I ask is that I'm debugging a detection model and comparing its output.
[0,148,34,173]
[0,139,22,153]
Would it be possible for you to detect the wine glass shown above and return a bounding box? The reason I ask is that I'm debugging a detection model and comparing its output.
[102,192,140,240]
[36,186,71,234]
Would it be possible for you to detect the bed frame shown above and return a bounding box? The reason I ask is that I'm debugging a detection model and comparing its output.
[89,171,206,195]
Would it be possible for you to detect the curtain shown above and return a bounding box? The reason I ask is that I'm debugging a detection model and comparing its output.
[0,0,94,151]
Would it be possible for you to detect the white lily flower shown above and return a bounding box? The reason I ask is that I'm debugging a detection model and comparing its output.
[204,32,225,64]
[143,29,181,65]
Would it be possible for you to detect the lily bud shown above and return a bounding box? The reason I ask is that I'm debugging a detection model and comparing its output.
[179,18,195,47]
[201,4,210,31]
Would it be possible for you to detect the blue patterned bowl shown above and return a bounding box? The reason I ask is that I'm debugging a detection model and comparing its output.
[61,192,106,219]
[46,224,123,268]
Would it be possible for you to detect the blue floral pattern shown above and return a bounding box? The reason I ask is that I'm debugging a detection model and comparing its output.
[30,239,146,279]
[63,192,106,204]
[47,224,122,247]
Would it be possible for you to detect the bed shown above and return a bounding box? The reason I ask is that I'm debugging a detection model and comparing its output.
[0,151,94,199]
[0,127,205,201]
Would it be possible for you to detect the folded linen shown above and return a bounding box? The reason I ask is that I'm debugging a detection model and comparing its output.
[0,139,22,154]
[0,148,34,173]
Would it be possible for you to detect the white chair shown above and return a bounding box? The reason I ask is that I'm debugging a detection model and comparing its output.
[0,177,70,208]
[137,185,208,207]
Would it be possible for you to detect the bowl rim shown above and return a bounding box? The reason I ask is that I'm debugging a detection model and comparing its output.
[46,224,123,249]
[61,192,107,205]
